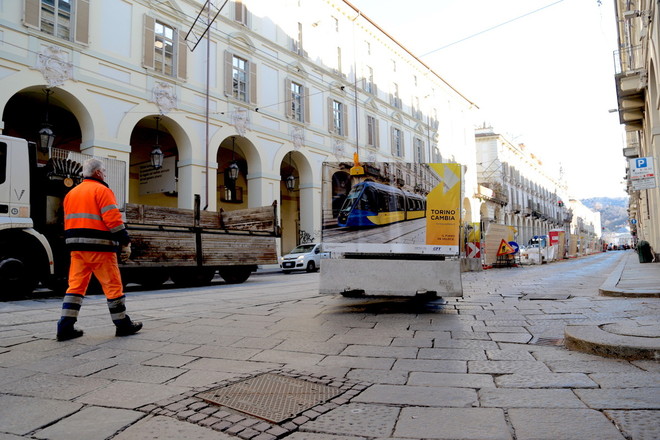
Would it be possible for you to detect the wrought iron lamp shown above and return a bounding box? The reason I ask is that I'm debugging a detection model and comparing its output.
[285,151,296,192]
[38,89,55,153]
[150,116,164,169]
[226,137,239,181]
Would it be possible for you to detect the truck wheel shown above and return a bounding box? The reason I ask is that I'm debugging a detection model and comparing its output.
[0,257,36,298]
[306,261,316,273]
[218,266,252,284]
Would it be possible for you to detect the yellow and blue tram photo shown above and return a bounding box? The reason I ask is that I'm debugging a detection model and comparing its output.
[322,161,462,256]
[319,161,465,298]
[337,181,426,228]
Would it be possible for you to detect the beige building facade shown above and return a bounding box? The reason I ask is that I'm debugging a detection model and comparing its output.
[474,126,573,246]
[0,0,479,254]
[613,0,660,258]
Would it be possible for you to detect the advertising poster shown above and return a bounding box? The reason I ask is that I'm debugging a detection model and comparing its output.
[139,156,176,195]
[321,162,462,256]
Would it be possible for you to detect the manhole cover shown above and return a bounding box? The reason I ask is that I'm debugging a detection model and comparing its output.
[197,373,342,423]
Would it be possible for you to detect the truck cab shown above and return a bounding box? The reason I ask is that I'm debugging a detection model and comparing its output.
[0,136,61,296]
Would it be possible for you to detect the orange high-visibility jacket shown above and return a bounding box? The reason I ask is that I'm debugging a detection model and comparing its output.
[64,178,130,252]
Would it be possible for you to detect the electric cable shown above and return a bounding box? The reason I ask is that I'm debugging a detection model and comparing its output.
[420,0,565,57]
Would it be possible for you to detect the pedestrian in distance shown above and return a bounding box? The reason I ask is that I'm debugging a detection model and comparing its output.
[56,158,142,341]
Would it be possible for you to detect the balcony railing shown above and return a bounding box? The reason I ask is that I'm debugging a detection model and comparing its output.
[614,45,645,75]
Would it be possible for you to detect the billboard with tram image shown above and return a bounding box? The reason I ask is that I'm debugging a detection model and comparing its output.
[322,161,462,257]
[320,161,464,297]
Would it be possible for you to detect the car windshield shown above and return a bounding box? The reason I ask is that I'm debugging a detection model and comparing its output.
[290,244,316,254]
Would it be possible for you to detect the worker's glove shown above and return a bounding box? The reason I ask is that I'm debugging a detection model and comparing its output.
[119,243,131,263]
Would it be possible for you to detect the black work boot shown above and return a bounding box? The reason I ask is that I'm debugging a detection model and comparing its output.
[57,317,84,341]
[115,316,143,337]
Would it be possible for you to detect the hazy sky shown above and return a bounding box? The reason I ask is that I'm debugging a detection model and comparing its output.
[347,0,627,199]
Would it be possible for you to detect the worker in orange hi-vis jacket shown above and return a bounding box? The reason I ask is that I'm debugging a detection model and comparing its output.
[56,158,142,341]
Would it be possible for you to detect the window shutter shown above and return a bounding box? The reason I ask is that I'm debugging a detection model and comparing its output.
[249,61,257,104]
[284,79,292,118]
[304,86,310,123]
[74,0,90,45]
[327,98,334,133]
[143,15,155,69]
[375,119,380,147]
[177,30,187,79]
[391,127,396,155]
[224,51,233,96]
[341,102,348,137]
[235,0,244,24]
[23,0,40,29]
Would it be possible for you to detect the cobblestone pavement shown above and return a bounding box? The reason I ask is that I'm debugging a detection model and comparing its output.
[1,251,658,440]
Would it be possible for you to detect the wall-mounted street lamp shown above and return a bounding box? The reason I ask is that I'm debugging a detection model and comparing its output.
[39,88,55,153]
[285,151,296,192]
[150,116,164,169]
[226,136,240,181]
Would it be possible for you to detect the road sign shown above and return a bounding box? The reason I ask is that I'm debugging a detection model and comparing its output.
[497,239,515,256]
[631,176,657,191]
[629,157,655,179]
[629,157,657,190]
[630,219,637,224]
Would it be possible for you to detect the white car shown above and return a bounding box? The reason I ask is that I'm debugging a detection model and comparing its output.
[280,243,321,273]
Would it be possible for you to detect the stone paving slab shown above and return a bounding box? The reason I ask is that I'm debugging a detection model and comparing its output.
[0,395,82,436]
[394,407,511,440]
[112,415,234,440]
[287,434,367,440]
[91,363,185,383]
[418,347,487,360]
[468,360,551,374]
[479,388,587,408]
[353,384,477,407]
[75,380,189,409]
[485,349,536,361]
[392,359,466,373]
[604,410,660,440]
[508,408,625,439]
[494,372,598,388]
[574,388,660,409]
[33,406,144,440]
[340,345,418,358]
[588,372,660,388]
[408,372,496,388]
[0,372,111,400]
[300,403,399,437]
[346,369,408,385]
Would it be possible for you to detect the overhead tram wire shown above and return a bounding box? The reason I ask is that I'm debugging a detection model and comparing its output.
[420,0,565,57]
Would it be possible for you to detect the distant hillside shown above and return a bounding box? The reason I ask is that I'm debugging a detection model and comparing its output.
[581,197,629,233]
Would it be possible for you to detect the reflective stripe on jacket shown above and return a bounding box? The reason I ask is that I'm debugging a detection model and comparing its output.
[64,177,129,252]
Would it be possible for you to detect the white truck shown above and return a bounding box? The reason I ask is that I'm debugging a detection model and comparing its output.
[0,135,279,298]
